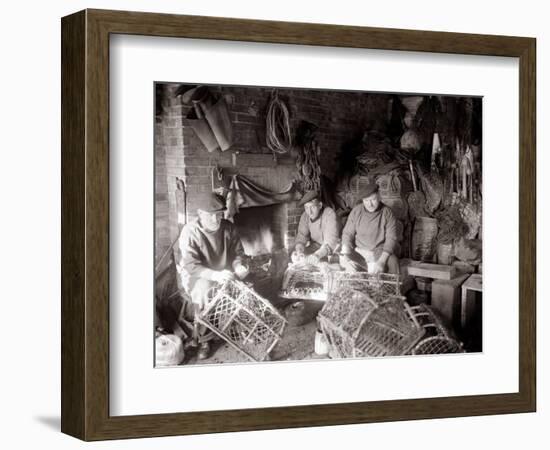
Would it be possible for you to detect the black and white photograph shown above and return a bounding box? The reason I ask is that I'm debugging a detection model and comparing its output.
[154,83,483,367]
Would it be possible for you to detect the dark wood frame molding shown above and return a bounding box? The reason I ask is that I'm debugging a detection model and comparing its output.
[61,9,536,441]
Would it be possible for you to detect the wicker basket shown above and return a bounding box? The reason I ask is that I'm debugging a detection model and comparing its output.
[196,280,287,362]
[318,287,424,358]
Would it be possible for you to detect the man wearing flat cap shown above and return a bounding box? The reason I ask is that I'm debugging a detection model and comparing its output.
[177,193,249,359]
[340,182,400,274]
[293,191,340,265]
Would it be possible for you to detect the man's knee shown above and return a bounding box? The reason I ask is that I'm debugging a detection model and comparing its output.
[190,278,217,309]
[187,279,217,342]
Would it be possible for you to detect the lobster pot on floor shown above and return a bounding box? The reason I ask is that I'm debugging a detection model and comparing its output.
[318,288,425,359]
[196,280,287,362]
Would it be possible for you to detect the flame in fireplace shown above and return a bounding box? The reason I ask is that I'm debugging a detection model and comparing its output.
[243,224,274,256]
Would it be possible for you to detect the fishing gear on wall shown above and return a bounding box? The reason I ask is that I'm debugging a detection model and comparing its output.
[176,85,234,152]
[265,90,292,154]
[294,120,321,192]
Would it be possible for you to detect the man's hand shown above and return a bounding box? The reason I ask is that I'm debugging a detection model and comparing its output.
[294,243,305,255]
[372,260,386,274]
[291,251,305,264]
[372,251,390,274]
[234,263,250,280]
[339,255,358,273]
[211,270,235,283]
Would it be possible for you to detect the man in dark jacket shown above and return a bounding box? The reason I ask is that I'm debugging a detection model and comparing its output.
[177,194,249,359]
[340,182,400,274]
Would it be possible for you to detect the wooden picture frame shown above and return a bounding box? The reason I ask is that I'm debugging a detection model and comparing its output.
[61,9,536,441]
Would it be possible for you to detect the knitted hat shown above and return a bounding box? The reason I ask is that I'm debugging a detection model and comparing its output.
[298,190,321,207]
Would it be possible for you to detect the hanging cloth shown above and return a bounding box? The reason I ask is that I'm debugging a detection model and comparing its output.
[225,174,300,221]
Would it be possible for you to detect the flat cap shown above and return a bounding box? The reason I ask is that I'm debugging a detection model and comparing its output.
[360,182,379,199]
[298,190,321,207]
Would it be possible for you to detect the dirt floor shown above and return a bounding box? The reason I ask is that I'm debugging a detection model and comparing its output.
[184,298,329,365]
[177,261,481,366]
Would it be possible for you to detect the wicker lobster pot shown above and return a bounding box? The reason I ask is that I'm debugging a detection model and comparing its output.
[196,280,287,362]
[318,287,425,358]
[279,268,402,302]
[408,304,464,355]
[279,267,329,301]
[328,271,402,298]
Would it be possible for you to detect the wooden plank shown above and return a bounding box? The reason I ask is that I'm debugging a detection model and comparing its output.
[61,10,86,440]
[463,273,483,292]
[431,274,471,329]
[407,262,457,280]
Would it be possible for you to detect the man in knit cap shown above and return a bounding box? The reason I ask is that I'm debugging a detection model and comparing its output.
[177,193,249,359]
[340,182,400,274]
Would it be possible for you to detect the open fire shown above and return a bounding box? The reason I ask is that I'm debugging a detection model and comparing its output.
[233,204,285,257]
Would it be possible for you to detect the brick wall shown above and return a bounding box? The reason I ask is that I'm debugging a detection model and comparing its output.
[155,83,390,259]
[155,84,183,264]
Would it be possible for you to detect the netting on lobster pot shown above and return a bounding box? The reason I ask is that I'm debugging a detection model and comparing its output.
[409,304,464,355]
[329,271,402,299]
[318,287,424,359]
[196,280,287,362]
[279,267,329,301]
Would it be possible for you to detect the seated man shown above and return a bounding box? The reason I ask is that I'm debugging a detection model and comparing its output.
[293,190,340,265]
[177,193,249,359]
[340,182,399,274]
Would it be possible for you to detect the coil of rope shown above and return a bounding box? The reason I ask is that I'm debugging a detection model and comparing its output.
[266,91,292,154]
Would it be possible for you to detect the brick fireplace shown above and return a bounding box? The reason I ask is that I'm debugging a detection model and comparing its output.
[154,82,390,265]
[183,149,302,257]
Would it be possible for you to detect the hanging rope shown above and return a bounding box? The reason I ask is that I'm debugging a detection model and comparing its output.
[266,91,292,154]
[294,120,321,192]
[297,139,321,192]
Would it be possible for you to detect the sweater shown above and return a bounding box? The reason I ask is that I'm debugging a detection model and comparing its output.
[341,204,397,255]
[295,206,340,255]
[177,218,244,291]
